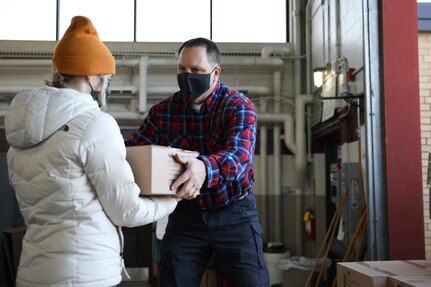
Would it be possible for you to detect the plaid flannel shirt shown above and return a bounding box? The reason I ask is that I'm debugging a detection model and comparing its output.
[125,81,257,210]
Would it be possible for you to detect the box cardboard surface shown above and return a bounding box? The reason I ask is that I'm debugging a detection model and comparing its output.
[337,261,431,287]
[388,275,431,287]
[407,260,431,270]
[126,145,199,195]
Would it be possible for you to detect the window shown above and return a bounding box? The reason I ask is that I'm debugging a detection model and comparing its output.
[0,0,56,40]
[212,0,287,43]
[0,0,288,43]
[59,0,134,41]
[136,0,210,42]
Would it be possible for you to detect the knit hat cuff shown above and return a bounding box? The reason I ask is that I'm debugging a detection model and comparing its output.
[53,56,116,76]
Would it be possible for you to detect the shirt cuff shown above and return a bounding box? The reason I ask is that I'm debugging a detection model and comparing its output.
[199,155,219,188]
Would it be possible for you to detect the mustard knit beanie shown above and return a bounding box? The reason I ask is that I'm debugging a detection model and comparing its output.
[52,16,116,76]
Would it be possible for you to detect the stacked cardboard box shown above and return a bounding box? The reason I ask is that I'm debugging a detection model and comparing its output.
[337,260,431,287]
[388,275,431,287]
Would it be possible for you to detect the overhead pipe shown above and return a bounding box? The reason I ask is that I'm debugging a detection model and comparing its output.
[259,98,269,243]
[294,90,313,256]
[119,57,285,67]
[305,0,314,162]
[261,46,291,58]
[107,111,146,120]
[295,94,313,190]
[273,70,282,243]
[139,56,149,113]
[0,57,284,68]
[0,59,52,67]
[0,86,271,96]
[293,0,308,256]
[258,113,296,155]
[0,56,283,116]
[0,109,296,137]
[293,0,303,189]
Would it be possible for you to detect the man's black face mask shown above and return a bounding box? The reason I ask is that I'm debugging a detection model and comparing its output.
[177,68,216,101]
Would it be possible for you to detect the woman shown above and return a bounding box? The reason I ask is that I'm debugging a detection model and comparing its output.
[5,16,177,287]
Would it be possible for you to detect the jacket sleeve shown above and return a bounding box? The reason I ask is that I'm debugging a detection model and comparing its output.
[79,113,177,227]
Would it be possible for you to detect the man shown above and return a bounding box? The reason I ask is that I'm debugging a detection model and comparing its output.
[126,37,269,287]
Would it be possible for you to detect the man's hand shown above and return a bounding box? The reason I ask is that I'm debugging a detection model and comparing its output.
[170,154,206,200]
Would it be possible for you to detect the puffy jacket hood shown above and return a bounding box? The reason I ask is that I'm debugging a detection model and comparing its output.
[5,86,98,149]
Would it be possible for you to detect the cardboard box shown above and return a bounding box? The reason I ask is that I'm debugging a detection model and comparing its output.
[337,261,431,287]
[126,145,199,195]
[388,275,431,287]
[407,260,431,270]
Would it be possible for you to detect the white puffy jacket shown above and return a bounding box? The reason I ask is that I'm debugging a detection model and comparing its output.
[5,87,177,287]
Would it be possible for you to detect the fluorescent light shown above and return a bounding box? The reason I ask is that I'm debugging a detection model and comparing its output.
[313,67,327,88]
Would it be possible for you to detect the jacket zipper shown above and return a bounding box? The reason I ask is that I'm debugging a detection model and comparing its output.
[117,226,131,279]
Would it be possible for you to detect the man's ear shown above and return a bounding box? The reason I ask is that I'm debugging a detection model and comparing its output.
[215,66,222,78]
